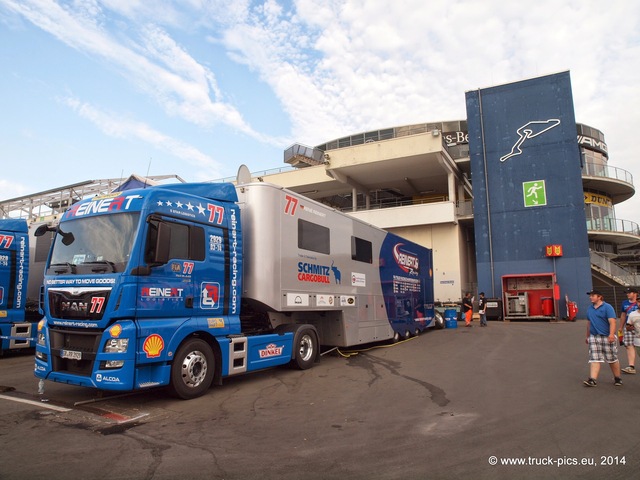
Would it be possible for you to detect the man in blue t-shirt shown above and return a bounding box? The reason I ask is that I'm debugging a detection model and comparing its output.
[584,289,622,387]
[619,287,638,375]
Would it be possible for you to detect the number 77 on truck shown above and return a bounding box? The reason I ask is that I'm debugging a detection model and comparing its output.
[34,177,440,399]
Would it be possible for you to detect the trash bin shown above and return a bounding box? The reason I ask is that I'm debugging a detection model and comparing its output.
[485,298,503,321]
[444,308,458,329]
[541,297,553,316]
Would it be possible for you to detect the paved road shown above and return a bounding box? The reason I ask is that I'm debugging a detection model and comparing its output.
[0,320,637,479]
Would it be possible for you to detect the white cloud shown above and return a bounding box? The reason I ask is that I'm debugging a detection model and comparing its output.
[61,96,224,178]
[0,0,276,143]
[215,0,639,145]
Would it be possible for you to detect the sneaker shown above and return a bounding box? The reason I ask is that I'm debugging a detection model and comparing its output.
[583,378,597,387]
[621,366,636,374]
[614,377,623,386]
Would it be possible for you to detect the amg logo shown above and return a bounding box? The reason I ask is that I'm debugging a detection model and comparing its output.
[61,301,88,312]
[577,135,608,154]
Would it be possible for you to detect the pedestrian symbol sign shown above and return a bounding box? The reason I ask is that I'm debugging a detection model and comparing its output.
[523,180,546,207]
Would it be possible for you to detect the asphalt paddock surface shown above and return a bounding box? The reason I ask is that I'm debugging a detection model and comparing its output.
[1,320,638,480]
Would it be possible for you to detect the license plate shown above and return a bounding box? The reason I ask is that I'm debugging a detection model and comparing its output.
[61,349,82,361]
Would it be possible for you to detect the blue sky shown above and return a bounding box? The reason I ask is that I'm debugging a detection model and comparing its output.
[1,0,639,222]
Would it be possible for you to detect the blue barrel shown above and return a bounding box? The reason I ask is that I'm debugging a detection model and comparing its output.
[445,309,458,329]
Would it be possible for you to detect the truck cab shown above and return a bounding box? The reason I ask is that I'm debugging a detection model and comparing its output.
[0,219,32,354]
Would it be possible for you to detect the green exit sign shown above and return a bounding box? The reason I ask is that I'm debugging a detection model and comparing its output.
[523,180,547,207]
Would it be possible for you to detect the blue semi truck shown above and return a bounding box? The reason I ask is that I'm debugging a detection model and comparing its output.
[34,180,441,399]
[0,219,34,354]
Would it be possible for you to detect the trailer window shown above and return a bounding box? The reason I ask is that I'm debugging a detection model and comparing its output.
[351,236,372,263]
[298,219,330,255]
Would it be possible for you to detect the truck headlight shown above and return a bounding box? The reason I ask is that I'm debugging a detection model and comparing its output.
[104,338,129,353]
[104,360,125,368]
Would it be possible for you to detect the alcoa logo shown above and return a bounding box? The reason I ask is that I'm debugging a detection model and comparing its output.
[96,373,120,383]
[143,334,164,358]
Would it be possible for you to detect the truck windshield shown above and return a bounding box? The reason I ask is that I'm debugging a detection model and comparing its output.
[48,212,140,274]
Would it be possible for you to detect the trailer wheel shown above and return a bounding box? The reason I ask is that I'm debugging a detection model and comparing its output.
[415,328,421,336]
[393,331,401,343]
[169,338,214,400]
[292,327,317,370]
[434,311,445,329]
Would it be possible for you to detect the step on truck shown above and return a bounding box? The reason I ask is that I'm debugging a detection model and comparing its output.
[0,219,34,354]
[34,179,440,399]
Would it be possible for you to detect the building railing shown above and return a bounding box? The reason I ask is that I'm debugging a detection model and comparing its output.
[582,161,633,185]
[587,218,640,236]
[211,166,295,184]
[338,195,451,213]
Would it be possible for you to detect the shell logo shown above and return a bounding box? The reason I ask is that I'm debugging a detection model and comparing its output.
[143,334,164,358]
[109,324,122,338]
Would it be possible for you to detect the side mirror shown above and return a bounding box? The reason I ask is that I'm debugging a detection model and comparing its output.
[34,224,51,237]
[61,231,75,246]
[34,224,74,245]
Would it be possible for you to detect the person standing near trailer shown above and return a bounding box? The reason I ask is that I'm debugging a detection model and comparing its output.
[462,292,473,327]
[478,292,487,327]
[618,286,638,375]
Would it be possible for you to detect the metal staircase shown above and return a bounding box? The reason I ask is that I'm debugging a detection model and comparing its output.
[590,250,639,286]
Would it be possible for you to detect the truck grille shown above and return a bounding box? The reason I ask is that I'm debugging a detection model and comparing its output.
[49,327,101,376]
[48,288,111,321]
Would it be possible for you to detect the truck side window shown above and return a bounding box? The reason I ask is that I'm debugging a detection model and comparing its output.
[351,236,372,263]
[168,222,190,260]
[146,219,206,263]
[298,219,330,255]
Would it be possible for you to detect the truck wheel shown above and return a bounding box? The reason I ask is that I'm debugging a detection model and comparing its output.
[292,328,317,370]
[434,311,445,329]
[169,338,214,399]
